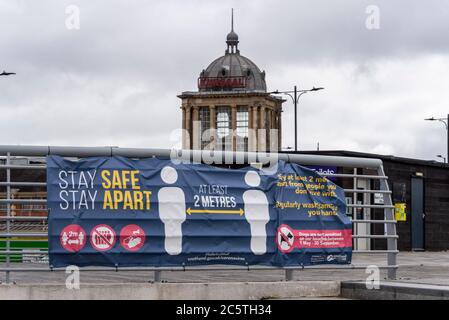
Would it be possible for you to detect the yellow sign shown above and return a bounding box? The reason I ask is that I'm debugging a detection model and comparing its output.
[395,203,406,221]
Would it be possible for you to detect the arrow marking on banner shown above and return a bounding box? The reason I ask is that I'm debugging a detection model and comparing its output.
[186,208,244,216]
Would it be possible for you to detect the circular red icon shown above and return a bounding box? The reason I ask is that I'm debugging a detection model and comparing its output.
[90,224,116,251]
[60,224,86,252]
[120,224,145,251]
[277,224,295,253]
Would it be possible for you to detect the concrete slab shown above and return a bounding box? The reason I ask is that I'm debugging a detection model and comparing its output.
[0,280,341,300]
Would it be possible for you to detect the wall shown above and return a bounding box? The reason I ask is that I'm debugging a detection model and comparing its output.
[375,160,449,251]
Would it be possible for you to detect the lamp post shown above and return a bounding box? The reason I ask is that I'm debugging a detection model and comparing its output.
[0,70,16,76]
[270,85,324,151]
[425,114,448,164]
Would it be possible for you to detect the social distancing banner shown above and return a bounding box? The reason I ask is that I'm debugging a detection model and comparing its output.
[47,156,352,267]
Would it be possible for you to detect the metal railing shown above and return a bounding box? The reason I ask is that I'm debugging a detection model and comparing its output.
[0,145,398,283]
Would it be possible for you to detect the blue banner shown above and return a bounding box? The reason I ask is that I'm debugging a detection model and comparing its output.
[47,156,352,267]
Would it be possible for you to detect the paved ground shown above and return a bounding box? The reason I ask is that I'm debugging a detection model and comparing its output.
[1,251,448,285]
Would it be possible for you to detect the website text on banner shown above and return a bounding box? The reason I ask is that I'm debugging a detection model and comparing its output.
[47,156,352,267]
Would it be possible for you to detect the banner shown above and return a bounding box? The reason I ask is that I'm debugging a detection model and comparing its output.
[47,156,352,267]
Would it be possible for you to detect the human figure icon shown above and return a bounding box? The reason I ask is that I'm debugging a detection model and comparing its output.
[243,170,269,255]
[158,166,186,255]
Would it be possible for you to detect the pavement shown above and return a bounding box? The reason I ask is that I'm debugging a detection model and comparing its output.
[1,251,449,286]
[341,281,449,300]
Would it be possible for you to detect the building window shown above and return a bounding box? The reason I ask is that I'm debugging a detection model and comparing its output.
[216,106,232,151]
[265,108,270,150]
[199,107,210,149]
[236,106,248,152]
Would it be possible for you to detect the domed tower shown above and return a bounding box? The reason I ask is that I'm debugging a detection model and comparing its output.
[178,10,284,152]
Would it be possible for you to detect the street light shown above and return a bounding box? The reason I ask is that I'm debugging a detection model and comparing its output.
[436,155,446,163]
[270,85,324,151]
[0,70,16,76]
[425,114,448,164]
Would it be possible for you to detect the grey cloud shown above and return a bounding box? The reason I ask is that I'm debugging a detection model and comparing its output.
[1,0,448,161]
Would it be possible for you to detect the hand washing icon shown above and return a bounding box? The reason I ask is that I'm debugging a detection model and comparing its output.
[120,224,145,251]
[124,230,142,249]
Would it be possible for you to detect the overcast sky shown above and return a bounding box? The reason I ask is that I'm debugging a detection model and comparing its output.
[1,0,449,160]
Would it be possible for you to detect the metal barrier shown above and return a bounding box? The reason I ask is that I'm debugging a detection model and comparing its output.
[0,145,398,283]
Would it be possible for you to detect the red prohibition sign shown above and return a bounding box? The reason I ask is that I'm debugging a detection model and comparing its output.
[90,224,116,251]
[277,224,295,253]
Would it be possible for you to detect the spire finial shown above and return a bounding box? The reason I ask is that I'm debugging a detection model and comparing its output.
[226,8,239,54]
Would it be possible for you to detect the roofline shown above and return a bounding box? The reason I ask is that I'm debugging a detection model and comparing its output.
[286,150,449,168]
[177,91,286,102]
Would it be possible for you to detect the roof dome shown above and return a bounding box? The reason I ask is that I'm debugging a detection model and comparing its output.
[199,53,267,92]
[198,10,267,92]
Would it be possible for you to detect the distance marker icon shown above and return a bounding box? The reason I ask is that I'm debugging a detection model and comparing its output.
[60,224,86,252]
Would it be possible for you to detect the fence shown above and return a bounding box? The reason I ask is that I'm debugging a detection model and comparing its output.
[0,145,398,283]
